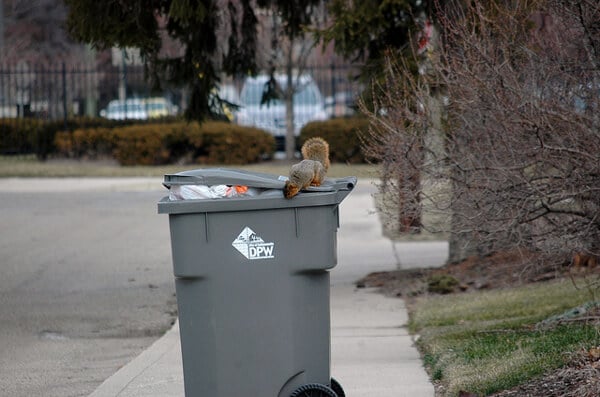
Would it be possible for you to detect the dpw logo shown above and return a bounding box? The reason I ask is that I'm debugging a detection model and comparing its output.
[232,227,275,260]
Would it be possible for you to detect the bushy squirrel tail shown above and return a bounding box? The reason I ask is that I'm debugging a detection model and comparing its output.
[301,137,330,171]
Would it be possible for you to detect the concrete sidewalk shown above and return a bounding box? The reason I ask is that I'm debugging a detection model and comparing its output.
[88,286,432,397]
[85,178,446,397]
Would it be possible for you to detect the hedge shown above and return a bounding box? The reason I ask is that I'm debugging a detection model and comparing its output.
[55,121,275,165]
[299,117,369,163]
[0,119,39,155]
[5,115,365,164]
[0,116,156,160]
[186,123,276,164]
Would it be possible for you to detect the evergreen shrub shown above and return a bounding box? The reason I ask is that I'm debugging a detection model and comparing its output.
[299,117,369,163]
[55,120,275,165]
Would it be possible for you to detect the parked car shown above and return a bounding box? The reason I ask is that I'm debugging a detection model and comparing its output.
[236,74,328,139]
[143,97,179,118]
[100,99,148,120]
[324,91,358,118]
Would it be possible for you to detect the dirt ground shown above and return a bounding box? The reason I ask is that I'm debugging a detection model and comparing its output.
[357,251,600,397]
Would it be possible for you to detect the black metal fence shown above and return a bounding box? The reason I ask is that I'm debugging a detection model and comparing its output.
[0,62,364,156]
[0,62,179,121]
[0,62,363,122]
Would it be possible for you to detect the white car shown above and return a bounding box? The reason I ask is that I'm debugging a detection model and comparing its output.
[325,91,358,118]
[237,74,328,138]
[143,97,178,118]
[100,99,148,120]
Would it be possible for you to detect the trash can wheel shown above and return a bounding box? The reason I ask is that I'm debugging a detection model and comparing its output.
[330,378,345,397]
[290,383,338,397]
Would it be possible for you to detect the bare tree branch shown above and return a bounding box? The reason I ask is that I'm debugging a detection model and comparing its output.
[363,0,600,266]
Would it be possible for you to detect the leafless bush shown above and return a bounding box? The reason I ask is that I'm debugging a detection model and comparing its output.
[361,53,428,235]
[363,0,600,267]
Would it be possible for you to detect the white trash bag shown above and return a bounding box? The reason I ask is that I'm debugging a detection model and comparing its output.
[169,185,262,200]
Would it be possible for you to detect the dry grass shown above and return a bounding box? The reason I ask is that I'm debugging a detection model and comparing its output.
[0,155,377,179]
[410,279,600,396]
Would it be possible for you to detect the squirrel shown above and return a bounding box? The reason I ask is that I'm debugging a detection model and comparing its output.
[283,137,330,199]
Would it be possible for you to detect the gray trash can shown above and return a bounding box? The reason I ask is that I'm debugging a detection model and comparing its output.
[158,168,356,397]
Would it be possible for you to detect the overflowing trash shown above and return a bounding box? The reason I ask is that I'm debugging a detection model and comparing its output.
[164,168,288,201]
[168,184,264,200]
[162,168,355,201]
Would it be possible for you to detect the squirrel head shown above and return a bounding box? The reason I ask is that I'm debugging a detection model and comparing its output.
[283,181,300,199]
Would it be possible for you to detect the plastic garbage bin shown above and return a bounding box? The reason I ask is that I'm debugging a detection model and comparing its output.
[158,168,356,397]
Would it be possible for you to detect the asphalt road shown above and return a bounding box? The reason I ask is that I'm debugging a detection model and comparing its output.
[0,178,448,397]
[0,180,177,397]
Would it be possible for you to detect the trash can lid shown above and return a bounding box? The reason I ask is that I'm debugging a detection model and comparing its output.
[163,168,287,190]
[158,168,357,214]
[163,168,356,192]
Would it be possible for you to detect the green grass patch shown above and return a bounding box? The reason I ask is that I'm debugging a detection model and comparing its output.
[0,155,377,179]
[409,279,600,396]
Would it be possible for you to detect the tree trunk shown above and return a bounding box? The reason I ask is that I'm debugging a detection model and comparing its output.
[284,58,295,160]
[285,95,295,160]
